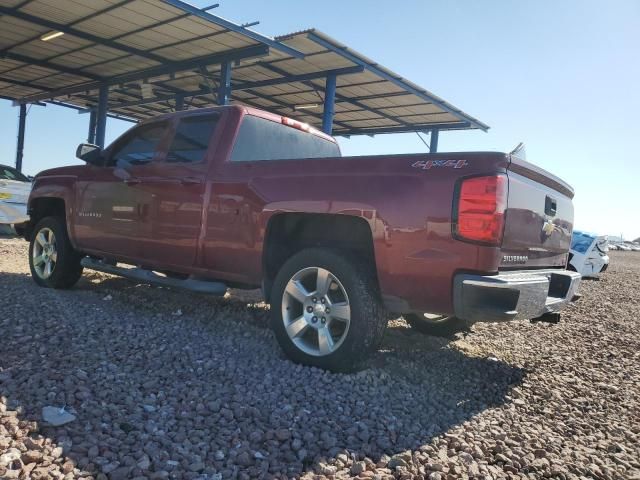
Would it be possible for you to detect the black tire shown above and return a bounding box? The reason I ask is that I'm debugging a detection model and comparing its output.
[270,248,386,372]
[404,313,469,338]
[29,216,83,289]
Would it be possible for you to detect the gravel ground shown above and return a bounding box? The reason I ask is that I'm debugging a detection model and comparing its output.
[0,236,638,480]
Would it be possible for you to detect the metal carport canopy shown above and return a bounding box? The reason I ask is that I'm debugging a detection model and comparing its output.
[0,0,488,144]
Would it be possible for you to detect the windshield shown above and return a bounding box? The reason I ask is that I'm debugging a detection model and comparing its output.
[0,165,30,182]
[571,231,596,254]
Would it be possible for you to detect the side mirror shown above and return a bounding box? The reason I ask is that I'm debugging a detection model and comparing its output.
[76,143,103,165]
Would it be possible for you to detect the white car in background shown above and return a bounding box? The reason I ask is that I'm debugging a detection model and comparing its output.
[568,231,609,278]
[0,164,31,229]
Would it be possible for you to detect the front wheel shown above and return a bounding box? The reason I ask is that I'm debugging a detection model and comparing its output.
[29,216,83,289]
[270,248,386,372]
[404,313,469,337]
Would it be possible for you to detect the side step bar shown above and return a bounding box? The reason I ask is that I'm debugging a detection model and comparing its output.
[81,257,227,296]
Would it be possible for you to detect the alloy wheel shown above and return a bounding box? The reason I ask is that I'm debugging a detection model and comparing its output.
[32,227,57,279]
[281,267,351,357]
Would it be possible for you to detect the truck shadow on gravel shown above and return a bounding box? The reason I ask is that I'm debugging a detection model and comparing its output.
[0,271,526,478]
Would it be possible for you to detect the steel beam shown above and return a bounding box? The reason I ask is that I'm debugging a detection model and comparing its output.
[322,73,337,134]
[1,51,102,81]
[429,129,439,153]
[0,6,168,64]
[95,85,109,148]
[16,44,269,105]
[147,78,353,131]
[175,94,185,111]
[0,0,133,56]
[0,76,51,93]
[15,103,26,172]
[35,10,192,70]
[160,0,304,59]
[47,100,136,123]
[88,109,97,144]
[307,32,489,131]
[103,65,363,110]
[218,61,231,105]
[332,123,471,137]
[239,88,354,132]
[257,61,415,130]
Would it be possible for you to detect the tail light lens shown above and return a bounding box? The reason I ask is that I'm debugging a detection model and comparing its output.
[454,174,507,245]
[281,116,310,131]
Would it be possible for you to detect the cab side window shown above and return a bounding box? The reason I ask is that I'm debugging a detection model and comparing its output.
[108,123,166,167]
[166,115,219,164]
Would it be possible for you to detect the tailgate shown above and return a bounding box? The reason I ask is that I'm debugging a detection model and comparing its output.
[501,156,574,269]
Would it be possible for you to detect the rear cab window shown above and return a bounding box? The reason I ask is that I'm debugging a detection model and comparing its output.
[230,115,341,162]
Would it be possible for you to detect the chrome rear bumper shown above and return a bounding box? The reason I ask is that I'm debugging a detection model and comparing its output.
[453,269,581,322]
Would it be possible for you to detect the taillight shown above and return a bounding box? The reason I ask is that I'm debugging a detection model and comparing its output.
[454,174,507,245]
[281,116,310,131]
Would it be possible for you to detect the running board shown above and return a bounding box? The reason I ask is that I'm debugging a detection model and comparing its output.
[81,257,227,295]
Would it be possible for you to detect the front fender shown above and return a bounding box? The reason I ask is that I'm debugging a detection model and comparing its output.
[28,175,76,244]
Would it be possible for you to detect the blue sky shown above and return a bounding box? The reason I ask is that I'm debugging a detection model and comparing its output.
[1,0,638,239]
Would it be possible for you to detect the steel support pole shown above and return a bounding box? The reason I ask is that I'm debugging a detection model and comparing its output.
[322,73,337,135]
[175,93,185,111]
[88,109,97,144]
[430,129,439,153]
[218,61,232,105]
[95,84,109,148]
[15,103,27,172]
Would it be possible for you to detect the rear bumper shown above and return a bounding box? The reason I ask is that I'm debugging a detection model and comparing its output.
[0,201,29,225]
[453,269,581,322]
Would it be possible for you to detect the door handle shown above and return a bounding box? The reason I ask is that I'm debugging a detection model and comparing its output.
[180,177,202,186]
[124,177,141,186]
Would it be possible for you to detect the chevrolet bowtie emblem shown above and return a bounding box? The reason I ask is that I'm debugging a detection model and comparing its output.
[542,220,555,236]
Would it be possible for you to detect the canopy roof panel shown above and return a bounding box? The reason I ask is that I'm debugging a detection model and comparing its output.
[0,0,488,135]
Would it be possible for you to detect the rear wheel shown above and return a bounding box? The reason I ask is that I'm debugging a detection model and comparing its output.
[29,216,83,289]
[404,312,469,337]
[270,248,386,372]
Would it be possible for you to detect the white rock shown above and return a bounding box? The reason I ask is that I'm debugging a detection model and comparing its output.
[0,448,21,466]
[42,406,76,426]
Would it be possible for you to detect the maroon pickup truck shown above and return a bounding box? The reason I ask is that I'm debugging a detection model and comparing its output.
[24,105,580,371]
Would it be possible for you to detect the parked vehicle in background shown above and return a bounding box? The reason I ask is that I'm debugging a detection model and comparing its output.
[568,231,609,278]
[22,105,581,371]
[617,244,632,251]
[608,244,618,251]
[0,164,31,231]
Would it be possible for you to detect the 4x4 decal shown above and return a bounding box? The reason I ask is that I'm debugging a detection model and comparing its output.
[411,159,468,170]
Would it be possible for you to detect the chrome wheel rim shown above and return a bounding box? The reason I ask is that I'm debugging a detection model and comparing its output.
[282,267,351,357]
[32,227,57,279]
